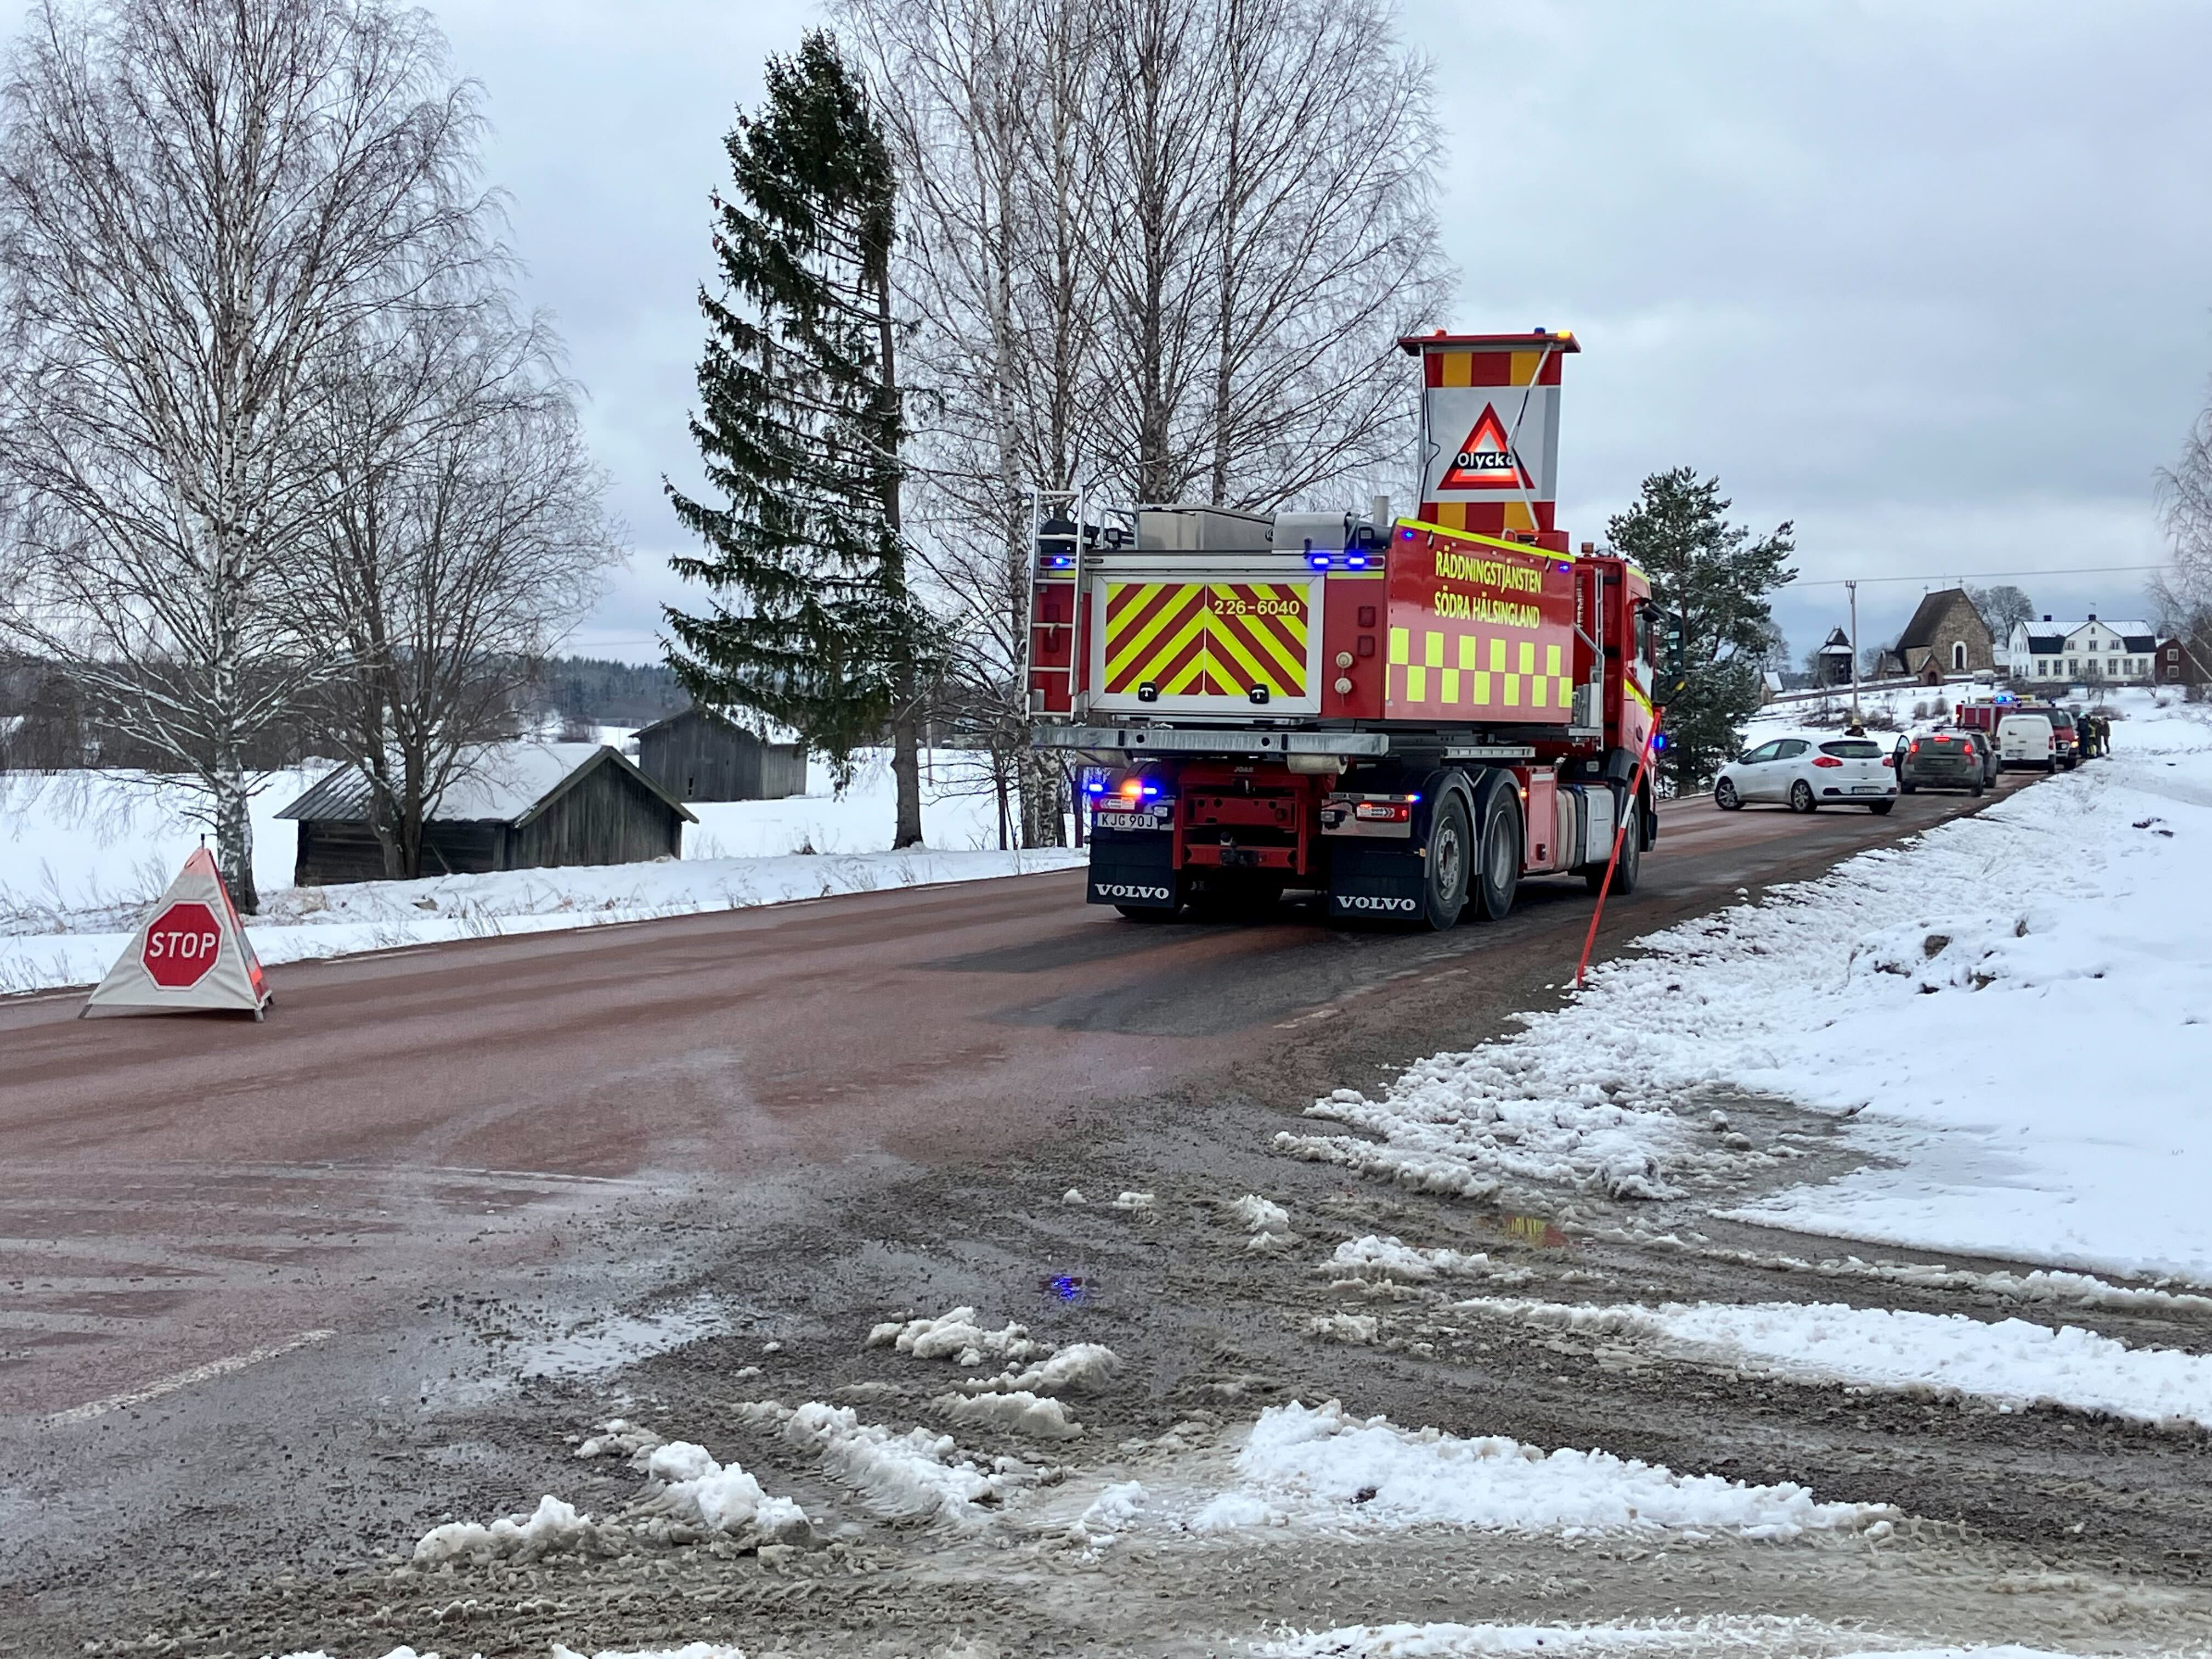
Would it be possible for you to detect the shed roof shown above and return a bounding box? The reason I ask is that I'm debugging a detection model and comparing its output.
[632,706,805,746]
[276,743,697,826]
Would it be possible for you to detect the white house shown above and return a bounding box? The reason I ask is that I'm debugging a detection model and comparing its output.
[2005,614,2159,687]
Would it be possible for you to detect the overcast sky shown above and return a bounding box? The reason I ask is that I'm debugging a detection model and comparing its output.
[10,0,2209,662]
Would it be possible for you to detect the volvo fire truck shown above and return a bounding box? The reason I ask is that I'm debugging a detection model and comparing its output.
[1025,329,1661,929]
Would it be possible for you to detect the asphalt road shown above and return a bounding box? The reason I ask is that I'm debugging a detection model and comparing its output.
[0,775,2029,1426]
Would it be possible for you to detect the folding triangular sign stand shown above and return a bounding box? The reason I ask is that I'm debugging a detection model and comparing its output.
[82,848,271,1020]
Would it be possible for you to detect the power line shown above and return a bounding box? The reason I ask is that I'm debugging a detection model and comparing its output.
[1788,563,2165,590]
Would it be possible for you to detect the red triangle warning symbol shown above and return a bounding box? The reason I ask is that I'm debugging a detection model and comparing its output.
[1438,404,1530,492]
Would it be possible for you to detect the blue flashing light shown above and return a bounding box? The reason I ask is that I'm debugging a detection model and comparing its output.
[1141,785,1160,797]
[1346,554,1368,569]
[1308,553,1331,569]
[1652,733,1669,752]
[1401,528,1415,540]
[1409,792,1421,804]
[1085,781,1106,794]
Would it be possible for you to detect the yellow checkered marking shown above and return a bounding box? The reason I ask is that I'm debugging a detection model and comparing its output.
[1102,580,1308,697]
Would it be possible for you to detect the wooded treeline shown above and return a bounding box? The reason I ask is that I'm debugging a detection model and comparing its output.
[0,0,622,906]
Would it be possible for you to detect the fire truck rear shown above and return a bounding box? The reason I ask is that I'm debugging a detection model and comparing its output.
[1025,329,1661,929]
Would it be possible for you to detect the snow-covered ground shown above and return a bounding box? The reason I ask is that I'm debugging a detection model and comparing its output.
[0,748,1081,994]
[1280,689,2212,1285]
[1173,1399,1886,1541]
[1461,1296,2212,1427]
[1259,1624,2088,1659]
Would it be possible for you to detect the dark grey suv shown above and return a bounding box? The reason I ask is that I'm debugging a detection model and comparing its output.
[1898,729,1990,796]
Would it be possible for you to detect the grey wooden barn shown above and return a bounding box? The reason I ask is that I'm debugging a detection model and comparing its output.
[276,743,696,886]
[634,708,806,803]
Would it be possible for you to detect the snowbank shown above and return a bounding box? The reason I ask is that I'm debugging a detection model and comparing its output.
[0,749,1082,992]
[1323,1235,1509,1283]
[638,1441,809,1539]
[1465,1297,2212,1427]
[868,1307,1051,1368]
[411,1494,603,1565]
[1258,1623,2077,1658]
[1188,1401,1886,1539]
[1280,692,2212,1283]
[778,1401,1006,1526]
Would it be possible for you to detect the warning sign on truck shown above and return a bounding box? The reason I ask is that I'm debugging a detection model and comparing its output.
[1436,405,1530,492]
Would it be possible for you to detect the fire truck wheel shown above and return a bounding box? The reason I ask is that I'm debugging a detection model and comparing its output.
[1588,799,1642,895]
[1471,787,1521,921]
[1788,780,1817,813]
[1420,794,1472,930]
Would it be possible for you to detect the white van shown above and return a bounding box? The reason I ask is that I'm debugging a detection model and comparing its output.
[1997,713,2056,772]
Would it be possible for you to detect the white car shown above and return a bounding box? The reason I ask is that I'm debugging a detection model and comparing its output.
[1713,733,1898,815]
[1997,712,2057,771]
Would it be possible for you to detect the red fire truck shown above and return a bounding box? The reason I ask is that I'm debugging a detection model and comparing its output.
[1025,329,1661,929]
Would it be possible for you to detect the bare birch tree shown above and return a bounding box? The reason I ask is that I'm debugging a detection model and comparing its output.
[0,0,492,909]
[1088,0,1447,508]
[2157,403,2212,682]
[838,0,1447,846]
[287,303,619,878]
[837,0,1109,846]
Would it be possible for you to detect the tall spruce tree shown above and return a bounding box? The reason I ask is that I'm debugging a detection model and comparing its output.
[1607,469,1796,792]
[665,30,924,844]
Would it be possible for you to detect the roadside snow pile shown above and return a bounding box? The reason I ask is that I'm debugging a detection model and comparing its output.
[1256,1621,2079,1657]
[868,1307,1051,1368]
[1112,1189,1157,1211]
[1187,1401,1885,1539]
[411,1494,607,1565]
[1324,1235,1516,1284]
[574,1418,664,1462]
[973,1341,1122,1396]
[636,1441,810,1539]
[1234,1194,1291,1231]
[1066,1480,1147,1551]
[1610,1237,2212,1318]
[1283,693,2212,1283]
[0,751,1083,992]
[933,1388,1084,1440]
[1464,1297,2212,1428]
[776,1401,1009,1525]
[270,1643,753,1659]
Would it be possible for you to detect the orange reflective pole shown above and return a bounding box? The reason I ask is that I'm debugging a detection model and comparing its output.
[1574,718,1661,990]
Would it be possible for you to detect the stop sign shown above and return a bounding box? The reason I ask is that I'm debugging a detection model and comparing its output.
[141,901,224,989]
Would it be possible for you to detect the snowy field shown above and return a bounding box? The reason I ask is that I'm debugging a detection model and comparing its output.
[1282,689,2212,1285]
[0,748,1081,994]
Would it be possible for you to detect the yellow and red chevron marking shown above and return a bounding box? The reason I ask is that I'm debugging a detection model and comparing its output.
[1102,582,1309,698]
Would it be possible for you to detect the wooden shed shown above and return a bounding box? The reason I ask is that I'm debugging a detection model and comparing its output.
[275,743,697,886]
[634,707,807,803]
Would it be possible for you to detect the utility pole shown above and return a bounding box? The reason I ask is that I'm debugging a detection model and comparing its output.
[1847,578,1861,726]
